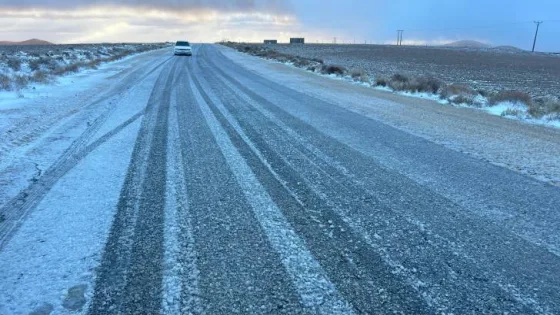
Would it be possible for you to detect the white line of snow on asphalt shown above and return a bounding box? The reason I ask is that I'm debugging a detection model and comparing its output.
[198,65,448,310]
[0,119,142,315]
[161,88,202,315]
[189,76,355,315]
[201,60,557,314]
[217,72,556,313]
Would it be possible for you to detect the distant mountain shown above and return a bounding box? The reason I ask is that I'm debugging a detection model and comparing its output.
[0,38,54,46]
[444,40,491,49]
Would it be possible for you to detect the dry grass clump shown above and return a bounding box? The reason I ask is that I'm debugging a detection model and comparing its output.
[501,108,524,117]
[86,59,103,69]
[7,58,22,71]
[387,73,411,91]
[375,77,389,87]
[439,83,480,105]
[528,96,560,118]
[321,64,346,75]
[0,73,11,90]
[13,75,29,89]
[31,71,50,83]
[350,69,369,83]
[311,58,324,64]
[386,73,442,93]
[414,76,443,94]
[53,63,82,76]
[439,84,477,99]
[293,58,311,68]
[28,57,58,71]
[488,90,532,106]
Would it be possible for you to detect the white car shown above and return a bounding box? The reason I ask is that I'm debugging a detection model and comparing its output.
[174,41,192,56]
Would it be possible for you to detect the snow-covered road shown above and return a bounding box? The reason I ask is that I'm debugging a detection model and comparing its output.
[1,45,560,314]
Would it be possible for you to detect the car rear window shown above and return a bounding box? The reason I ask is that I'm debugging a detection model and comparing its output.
[176,41,190,46]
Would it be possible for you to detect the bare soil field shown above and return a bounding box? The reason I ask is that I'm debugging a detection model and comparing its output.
[270,44,560,98]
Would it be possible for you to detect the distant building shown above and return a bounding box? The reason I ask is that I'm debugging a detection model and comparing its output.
[290,38,305,44]
[264,40,278,45]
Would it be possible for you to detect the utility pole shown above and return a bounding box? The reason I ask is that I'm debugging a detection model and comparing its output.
[333,37,337,44]
[397,30,404,46]
[532,21,543,52]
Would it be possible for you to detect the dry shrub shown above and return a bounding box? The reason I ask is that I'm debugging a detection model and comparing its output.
[387,73,442,93]
[489,90,532,106]
[375,77,389,87]
[31,71,50,83]
[450,95,474,105]
[293,58,311,68]
[29,59,42,71]
[14,75,29,90]
[106,53,127,62]
[477,89,488,97]
[350,69,369,83]
[528,97,560,118]
[391,73,409,83]
[7,58,22,71]
[87,59,102,69]
[321,64,346,75]
[0,73,11,90]
[311,58,324,64]
[502,108,524,117]
[387,73,410,91]
[414,76,443,94]
[53,63,81,76]
[29,57,57,71]
[439,84,477,99]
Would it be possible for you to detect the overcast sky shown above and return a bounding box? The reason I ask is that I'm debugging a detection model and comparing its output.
[1,0,559,51]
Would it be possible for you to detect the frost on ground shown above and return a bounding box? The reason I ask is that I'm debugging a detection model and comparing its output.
[223,43,560,128]
[0,43,169,95]
[218,44,560,187]
[0,47,167,314]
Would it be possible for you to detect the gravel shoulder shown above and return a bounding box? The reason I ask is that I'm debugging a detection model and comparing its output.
[218,45,560,186]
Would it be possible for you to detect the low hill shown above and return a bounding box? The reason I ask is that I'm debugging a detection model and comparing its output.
[444,40,491,49]
[492,45,524,53]
[0,39,54,46]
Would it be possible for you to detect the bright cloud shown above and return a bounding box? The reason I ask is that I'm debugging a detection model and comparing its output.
[0,5,303,43]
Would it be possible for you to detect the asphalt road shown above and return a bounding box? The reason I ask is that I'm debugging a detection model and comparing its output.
[2,44,560,314]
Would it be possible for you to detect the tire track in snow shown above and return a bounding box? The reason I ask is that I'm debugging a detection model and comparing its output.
[0,56,172,250]
[161,80,202,315]
[186,57,355,315]
[198,45,557,314]
[88,58,177,314]
[191,52,434,314]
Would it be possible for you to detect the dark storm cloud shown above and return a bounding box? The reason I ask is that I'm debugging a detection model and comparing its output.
[0,0,291,12]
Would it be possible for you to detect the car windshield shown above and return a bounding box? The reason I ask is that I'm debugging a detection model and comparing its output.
[176,41,190,46]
